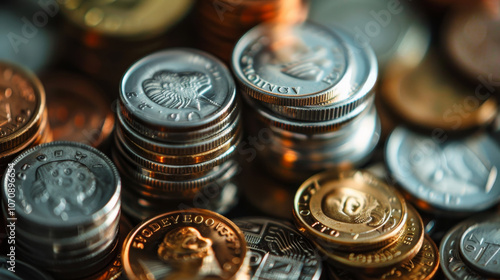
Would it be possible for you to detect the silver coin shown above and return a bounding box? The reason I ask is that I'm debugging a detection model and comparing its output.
[1,141,121,230]
[309,0,430,69]
[265,28,378,122]
[233,217,322,280]
[232,22,351,106]
[0,257,53,280]
[120,48,236,134]
[439,214,500,280]
[386,126,500,215]
[459,220,500,278]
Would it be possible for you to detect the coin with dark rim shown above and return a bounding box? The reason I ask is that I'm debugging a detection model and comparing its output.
[386,126,500,215]
[232,22,351,106]
[233,217,322,280]
[293,170,407,252]
[122,209,248,280]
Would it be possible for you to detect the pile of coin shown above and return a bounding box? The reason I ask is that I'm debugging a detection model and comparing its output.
[196,0,308,62]
[1,142,121,279]
[440,214,500,280]
[293,170,440,279]
[232,22,380,183]
[0,62,52,175]
[113,48,242,222]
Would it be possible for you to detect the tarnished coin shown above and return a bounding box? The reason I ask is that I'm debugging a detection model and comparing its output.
[0,61,45,152]
[439,214,500,280]
[232,22,351,106]
[0,257,53,280]
[293,170,407,252]
[233,217,322,280]
[459,220,500,278]
[317,204,423,275]
[119,48,236,139]
[380,51,497,132]
[386,126,500,215]
[122,209,248,280]
[43,72,114,149]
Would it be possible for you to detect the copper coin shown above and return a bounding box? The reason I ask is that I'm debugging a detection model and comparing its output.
[122,209,247,280]
[293,170,407,252]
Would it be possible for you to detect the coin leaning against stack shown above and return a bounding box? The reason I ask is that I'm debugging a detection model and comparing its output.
[232,22,380,183]
[293,170,440,279]
[0,61,52,174]
[113,48,242,222]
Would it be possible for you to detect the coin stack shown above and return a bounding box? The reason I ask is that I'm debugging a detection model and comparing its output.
[1,142,121,279]
[196,0,308,62]
[293,170,440,279]
[232,22,380,183]
[113,49,241,222]
[440,214,500,280]
[0,62,52,175]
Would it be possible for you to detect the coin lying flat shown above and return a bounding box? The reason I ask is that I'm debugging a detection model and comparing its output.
[293,170,407,252]
[233,217,322,280]
[386,126,500,215]
[122,209,248,280]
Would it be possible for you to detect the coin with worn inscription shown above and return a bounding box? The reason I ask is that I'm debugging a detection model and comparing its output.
[120,48,236,139]
[459,220,500,278]
[232,22,351,106]
[122,209,248,280]
[317,204,423,275]
[0,61,45,152]
[233,217,322,280]
[386,126,500,215]
[0,257,53,280]
[293,170,407,251]
[439,214,500,280]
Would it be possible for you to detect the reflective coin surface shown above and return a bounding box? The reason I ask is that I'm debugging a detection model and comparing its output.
[232,22,350,106]
[1,141,121,228]
[459,220,500,278]
[386,126,500,215]
[0,257,53,280]
[293,170,407,251]
[233,217,322,280]
[120,48,236,134]
[122,209,248,280]
[0,62,45,151]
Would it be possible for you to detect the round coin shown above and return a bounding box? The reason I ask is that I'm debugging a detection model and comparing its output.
[0,61,45,151]
[293,170,407,252]
[386,126,500,215]
[459,220,500,278]
[232,22,351,106]
[122,209,247,280]
[120,48,236,138]
[233,217,322,280]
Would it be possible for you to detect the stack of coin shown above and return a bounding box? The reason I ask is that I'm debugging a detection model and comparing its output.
[385,126,500,217]
[293,170,439,279]
[196,0,308,62]
[1,142,121,279]
[113,49,241,222]
[232,22,380,183]
[122,209,249,280]
[0,62,52,175]
[440,214,500,280]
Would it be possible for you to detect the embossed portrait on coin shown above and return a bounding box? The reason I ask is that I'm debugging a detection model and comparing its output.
[142,70,220,111]
[322,187,388,227]
[31,160,100,220]
[157,227,223,278]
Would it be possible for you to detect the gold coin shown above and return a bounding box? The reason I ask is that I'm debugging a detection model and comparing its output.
[318,204,424,275]
[0,62,45,152]
[293,170,407,252]
[122,209,247,280]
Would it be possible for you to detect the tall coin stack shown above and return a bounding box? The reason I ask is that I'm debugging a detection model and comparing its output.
[2,142,121,279]
[114,49,241,222]
[197,0,309,62]
[232,23,380,183]
[0,62,52,175]
[293,170,440,279]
